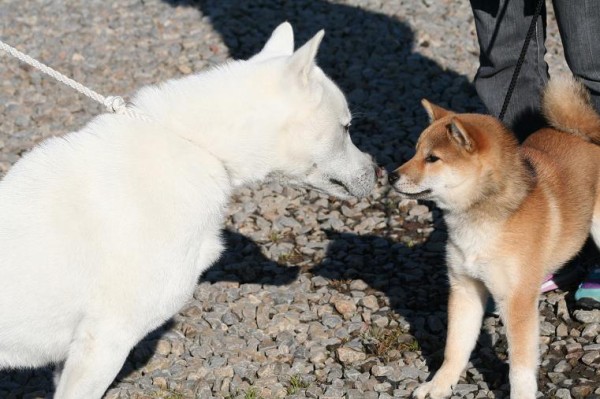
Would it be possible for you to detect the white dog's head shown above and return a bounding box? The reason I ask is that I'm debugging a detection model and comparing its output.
[250,23,378,199]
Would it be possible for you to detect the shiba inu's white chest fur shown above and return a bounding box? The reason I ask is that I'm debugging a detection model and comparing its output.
[445,213,522,305]
[445,214,501,282]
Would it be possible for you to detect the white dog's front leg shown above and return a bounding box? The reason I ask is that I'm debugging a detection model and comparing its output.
[413,273,488,399]
[52,362,64,389]
[54,322,137,399]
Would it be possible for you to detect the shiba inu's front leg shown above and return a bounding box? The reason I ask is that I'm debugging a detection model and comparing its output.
[413,274,488,399]
[502,288,540,399]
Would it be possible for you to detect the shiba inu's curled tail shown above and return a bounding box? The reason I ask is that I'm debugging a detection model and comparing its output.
[542,76,600,145]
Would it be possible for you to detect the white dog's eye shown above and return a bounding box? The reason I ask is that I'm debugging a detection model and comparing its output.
[343,123,351,133]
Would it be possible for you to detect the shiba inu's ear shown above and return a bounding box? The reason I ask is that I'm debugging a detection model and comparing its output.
[448,118,475,152]
[252,22,294,61]
[288,29,325,85]
[422,99,452,122]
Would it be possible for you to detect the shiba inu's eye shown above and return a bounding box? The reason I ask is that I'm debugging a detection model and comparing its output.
[425,155,440,163]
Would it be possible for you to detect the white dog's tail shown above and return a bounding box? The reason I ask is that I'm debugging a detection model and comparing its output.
[542,76,600,145]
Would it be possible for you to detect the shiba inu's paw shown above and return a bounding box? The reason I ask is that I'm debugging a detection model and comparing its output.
[510,368,538,399]
[510,387,537,399]
[412,381,452,399]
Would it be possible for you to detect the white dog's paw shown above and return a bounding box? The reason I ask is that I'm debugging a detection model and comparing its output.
[412,381,453,399]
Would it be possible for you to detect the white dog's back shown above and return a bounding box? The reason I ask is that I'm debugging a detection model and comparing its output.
[0,116,229,368]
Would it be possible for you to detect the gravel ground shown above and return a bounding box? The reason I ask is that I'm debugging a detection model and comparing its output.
[0,1,599,398]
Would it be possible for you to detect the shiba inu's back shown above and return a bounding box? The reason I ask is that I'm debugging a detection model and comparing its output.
[509,127,600,275]
[522,76,600,264]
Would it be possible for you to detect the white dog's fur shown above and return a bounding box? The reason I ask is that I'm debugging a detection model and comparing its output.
[0,23,376,398]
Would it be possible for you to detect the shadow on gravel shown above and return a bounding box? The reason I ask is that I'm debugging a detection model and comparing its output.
[197,227,510,392]
[0,367,55,399]
[201,230,300,286]
[163,0,485,171]
[312,229,509,391]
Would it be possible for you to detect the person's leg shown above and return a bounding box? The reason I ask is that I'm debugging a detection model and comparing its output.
[470,0,549,140]
[552,0,600,113]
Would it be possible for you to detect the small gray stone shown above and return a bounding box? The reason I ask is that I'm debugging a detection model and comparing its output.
[349,279,369,291]
[581,350,599,366]
[336,347,366,364]
[453,384,479,396]
[574,310,600,324]
[331,295,357,318]
[554,360,572,373]
[371,365,394,377]
[312,276,329,287]
[322,314,343,329]
[540,321,556,336]
[400,366,429,382]
[571,385,593,398]
[360,295,379,310]
[555,388,572,399]
[322,386,345,398]
[374,381,393,392]
[548,372,567,384]
[556,322,569,337]
[582,323,600,338]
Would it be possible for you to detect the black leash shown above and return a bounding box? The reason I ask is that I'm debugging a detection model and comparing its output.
[498,0,545,122]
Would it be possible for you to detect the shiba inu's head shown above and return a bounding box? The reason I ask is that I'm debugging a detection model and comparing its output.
[250,23,378,199]
[389,100,520,211]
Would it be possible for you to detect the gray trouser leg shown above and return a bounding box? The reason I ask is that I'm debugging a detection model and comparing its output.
[552,0,600,113]
[470,0,549,140]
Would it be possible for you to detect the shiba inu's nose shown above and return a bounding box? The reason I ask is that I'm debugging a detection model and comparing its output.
[388,172,399,184]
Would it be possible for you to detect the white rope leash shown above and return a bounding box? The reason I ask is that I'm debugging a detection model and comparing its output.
[0,39,151,121]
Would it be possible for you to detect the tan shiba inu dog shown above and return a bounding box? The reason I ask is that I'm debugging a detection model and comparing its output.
[389,76,600,399]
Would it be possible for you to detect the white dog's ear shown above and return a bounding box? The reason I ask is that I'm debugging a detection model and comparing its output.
[288,29,324,85]
[251,22,294,61]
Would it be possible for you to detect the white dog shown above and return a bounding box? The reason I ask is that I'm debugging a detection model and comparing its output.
[0,23,377,398]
